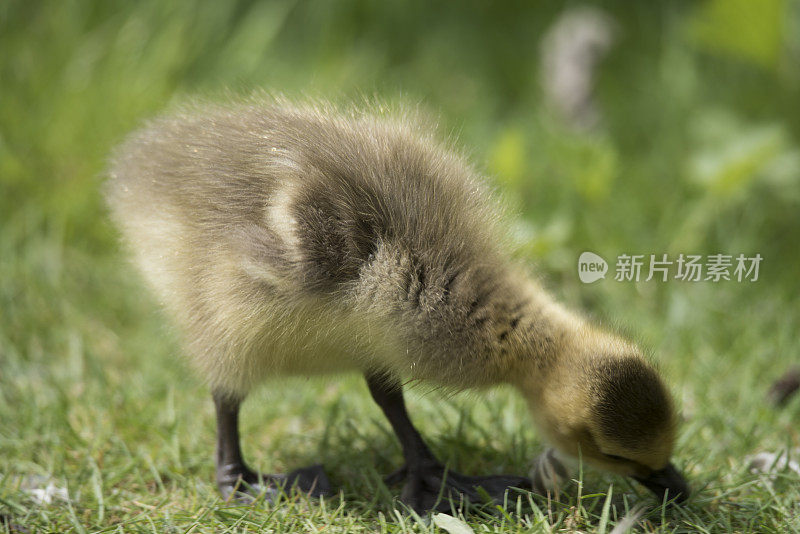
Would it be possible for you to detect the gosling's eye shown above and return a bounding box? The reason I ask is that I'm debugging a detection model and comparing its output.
[603,453,628,462]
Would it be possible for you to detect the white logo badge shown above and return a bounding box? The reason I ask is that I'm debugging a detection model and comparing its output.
[578,251,608,283]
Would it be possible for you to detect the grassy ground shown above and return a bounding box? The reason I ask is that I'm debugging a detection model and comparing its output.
[2,1,800,532]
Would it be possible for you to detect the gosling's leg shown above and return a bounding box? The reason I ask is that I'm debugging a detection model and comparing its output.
[213,391,331,501]
[365,373,532,513]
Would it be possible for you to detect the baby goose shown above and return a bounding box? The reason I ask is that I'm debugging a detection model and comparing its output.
[105,97,688,512]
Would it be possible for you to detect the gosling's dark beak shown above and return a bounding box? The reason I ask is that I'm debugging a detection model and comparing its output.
[632,462,689,503]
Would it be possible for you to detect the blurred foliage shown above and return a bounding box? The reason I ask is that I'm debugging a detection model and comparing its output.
[691,0,785,69]
[2,0,798,280]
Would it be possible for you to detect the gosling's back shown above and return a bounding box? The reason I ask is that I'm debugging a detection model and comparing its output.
[106,99,515,394]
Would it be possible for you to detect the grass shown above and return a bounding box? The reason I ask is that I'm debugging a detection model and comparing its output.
[2,0,800,532]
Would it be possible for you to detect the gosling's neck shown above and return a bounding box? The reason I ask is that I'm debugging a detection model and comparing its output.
[507,286,645,442]
[353,249,616,389]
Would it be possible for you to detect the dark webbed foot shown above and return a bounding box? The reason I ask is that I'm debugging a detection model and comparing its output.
[218,463,332,502]
[386,460,532,513]
[365,372,532,513]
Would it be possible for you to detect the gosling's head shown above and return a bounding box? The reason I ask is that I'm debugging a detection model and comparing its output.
[526,353,689,502]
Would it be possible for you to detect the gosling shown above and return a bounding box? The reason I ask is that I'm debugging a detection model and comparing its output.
[105,97,689,512]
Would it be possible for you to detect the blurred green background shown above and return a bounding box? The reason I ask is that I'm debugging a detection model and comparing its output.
[2,0,800,531]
